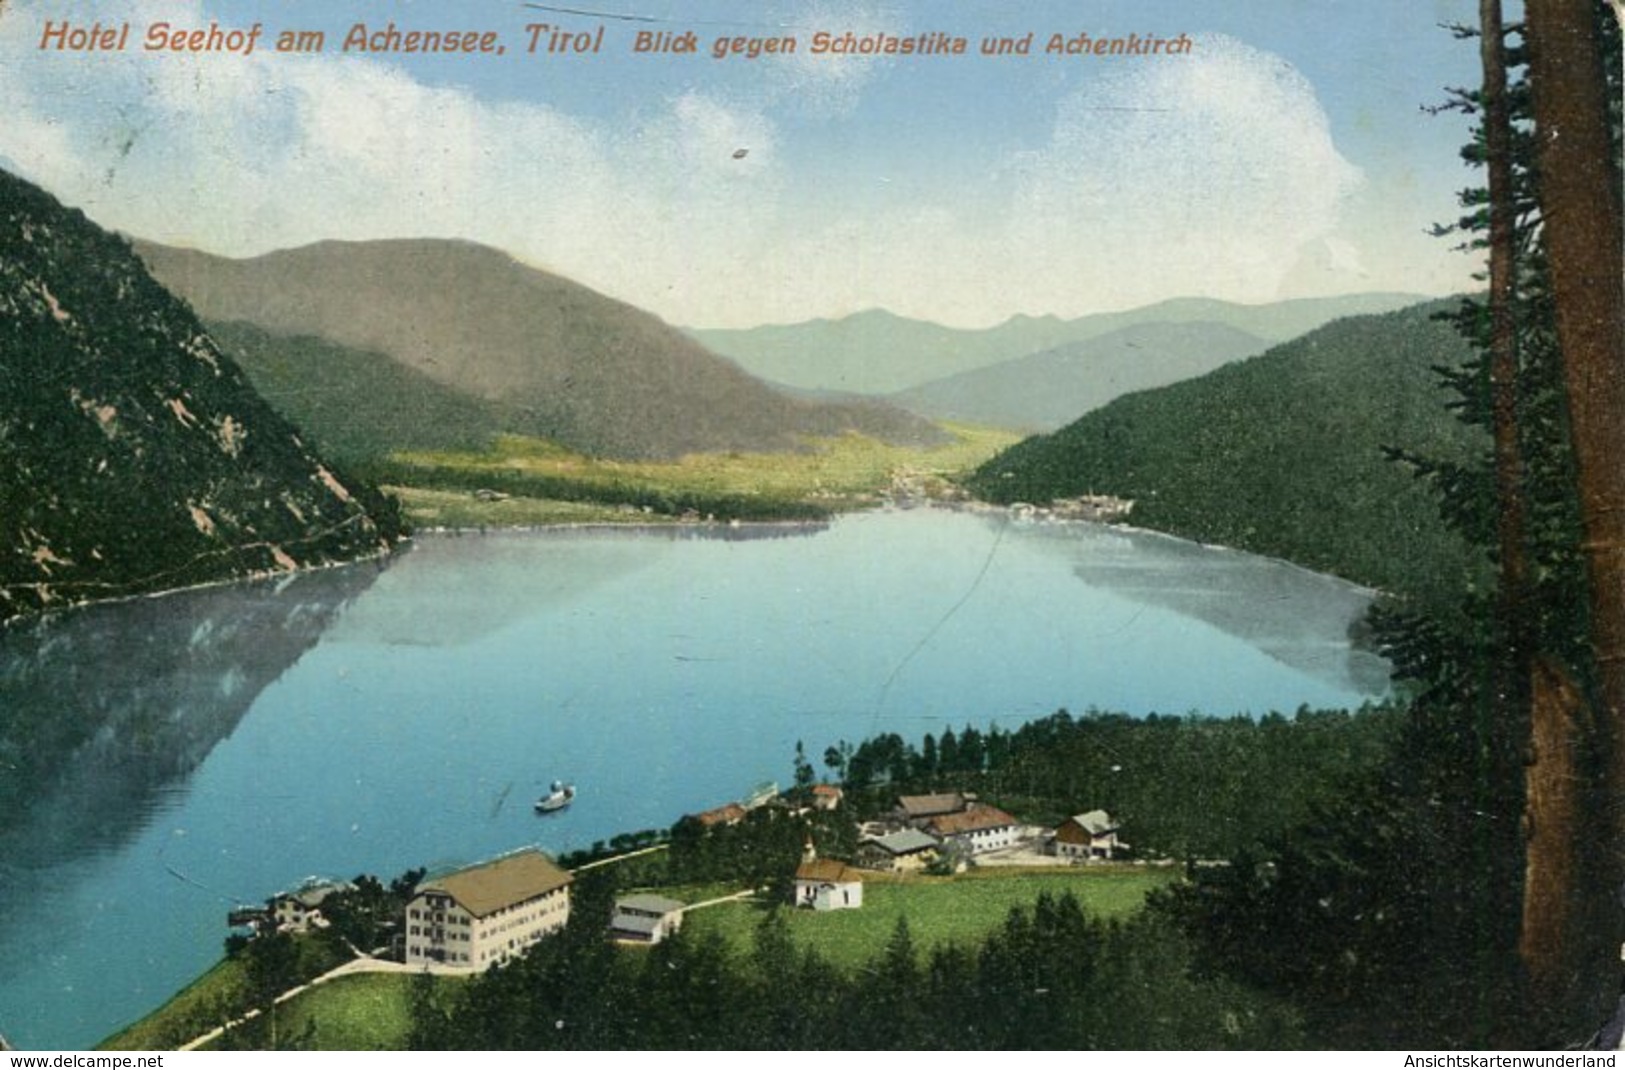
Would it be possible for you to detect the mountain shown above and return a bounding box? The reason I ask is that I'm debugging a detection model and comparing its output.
[692,309,1077,395]
[0,170,400,624]
[966,300,1490,607]
[135,240,944,461]
[690,293,1428,395]
[204,321,511,463]
[890,321,1269,431]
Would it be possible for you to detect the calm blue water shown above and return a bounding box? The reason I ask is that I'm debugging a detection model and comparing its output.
[0,507,1388,1049]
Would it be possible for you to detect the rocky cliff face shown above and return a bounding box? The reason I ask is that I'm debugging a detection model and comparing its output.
[0,169,401,623]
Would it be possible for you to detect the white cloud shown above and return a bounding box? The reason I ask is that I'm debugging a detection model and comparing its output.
[0,7,1461,329]
[701,34,1381,326]
[989,35,1368,314]
[766,0,908,117]
[0,0,790,316]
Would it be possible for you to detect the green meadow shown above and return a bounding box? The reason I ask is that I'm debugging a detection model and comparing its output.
[379,424,1018,529]
[679,867,1176,969]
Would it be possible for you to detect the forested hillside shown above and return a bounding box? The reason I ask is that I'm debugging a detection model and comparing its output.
[206,322,509,463]
[968,301,1489,609]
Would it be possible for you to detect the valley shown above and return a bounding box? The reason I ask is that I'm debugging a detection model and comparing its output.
[373,425,1018,529]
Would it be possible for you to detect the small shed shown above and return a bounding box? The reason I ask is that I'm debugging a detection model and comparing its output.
[610,893,686,944]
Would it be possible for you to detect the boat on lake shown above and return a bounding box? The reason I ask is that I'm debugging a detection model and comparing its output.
[535,780,575,813]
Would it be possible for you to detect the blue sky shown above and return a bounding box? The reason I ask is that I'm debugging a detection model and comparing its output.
[0,1,1486,327]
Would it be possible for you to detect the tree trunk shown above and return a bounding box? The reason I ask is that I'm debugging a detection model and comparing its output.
[1482,6,1528,616]
[1523,0,1625,1037]
[1476,0,1555,1020]
[1520,657,1593,1028]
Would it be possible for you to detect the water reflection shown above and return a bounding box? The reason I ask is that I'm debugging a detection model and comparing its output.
[1006,519,1391,697]
[328,523,826,648]
[0,562,381,875]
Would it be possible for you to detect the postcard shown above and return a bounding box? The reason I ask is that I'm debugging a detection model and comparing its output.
[1,0,1610,1053]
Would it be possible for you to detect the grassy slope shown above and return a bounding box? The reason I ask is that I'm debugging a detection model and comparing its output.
[681,868,1175,969]
[273,973,420,1051]
[968,300,1489,610]
[99,958,248,1051]
[201,323,1010,525]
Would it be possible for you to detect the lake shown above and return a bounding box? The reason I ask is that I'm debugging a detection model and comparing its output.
[0,507,1389,1049]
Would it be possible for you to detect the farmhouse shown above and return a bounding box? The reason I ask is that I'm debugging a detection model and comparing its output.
[610,893,686,944]
[1052,810,1122,861]
[925,805,1022,855]
[270,879,353,933]
[856,828,940,872]
[404,848,572,969]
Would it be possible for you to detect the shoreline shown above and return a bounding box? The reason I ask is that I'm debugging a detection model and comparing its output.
[0,542,400,634]
[938,497,1387,598]
[2,496,1387,633]
[410,515,837,537]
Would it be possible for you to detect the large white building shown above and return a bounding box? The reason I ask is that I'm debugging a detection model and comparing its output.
[404,848,573,970]
[925,804,1022,856]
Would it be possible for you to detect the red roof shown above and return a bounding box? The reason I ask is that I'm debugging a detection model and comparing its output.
[693,802,747,828]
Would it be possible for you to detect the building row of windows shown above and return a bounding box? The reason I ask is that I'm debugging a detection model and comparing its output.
[479,895,565,940]
[407,912,570,945]
[486,887,560,921]
[405,945,469,963]
[408,907,471,925]
[410,889,564,927]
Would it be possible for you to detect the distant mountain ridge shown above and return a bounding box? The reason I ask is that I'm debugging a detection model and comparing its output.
[135,239,943,461]
[691,292,1429,396]
[891,320,1270,431]
[0,170,399,624]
